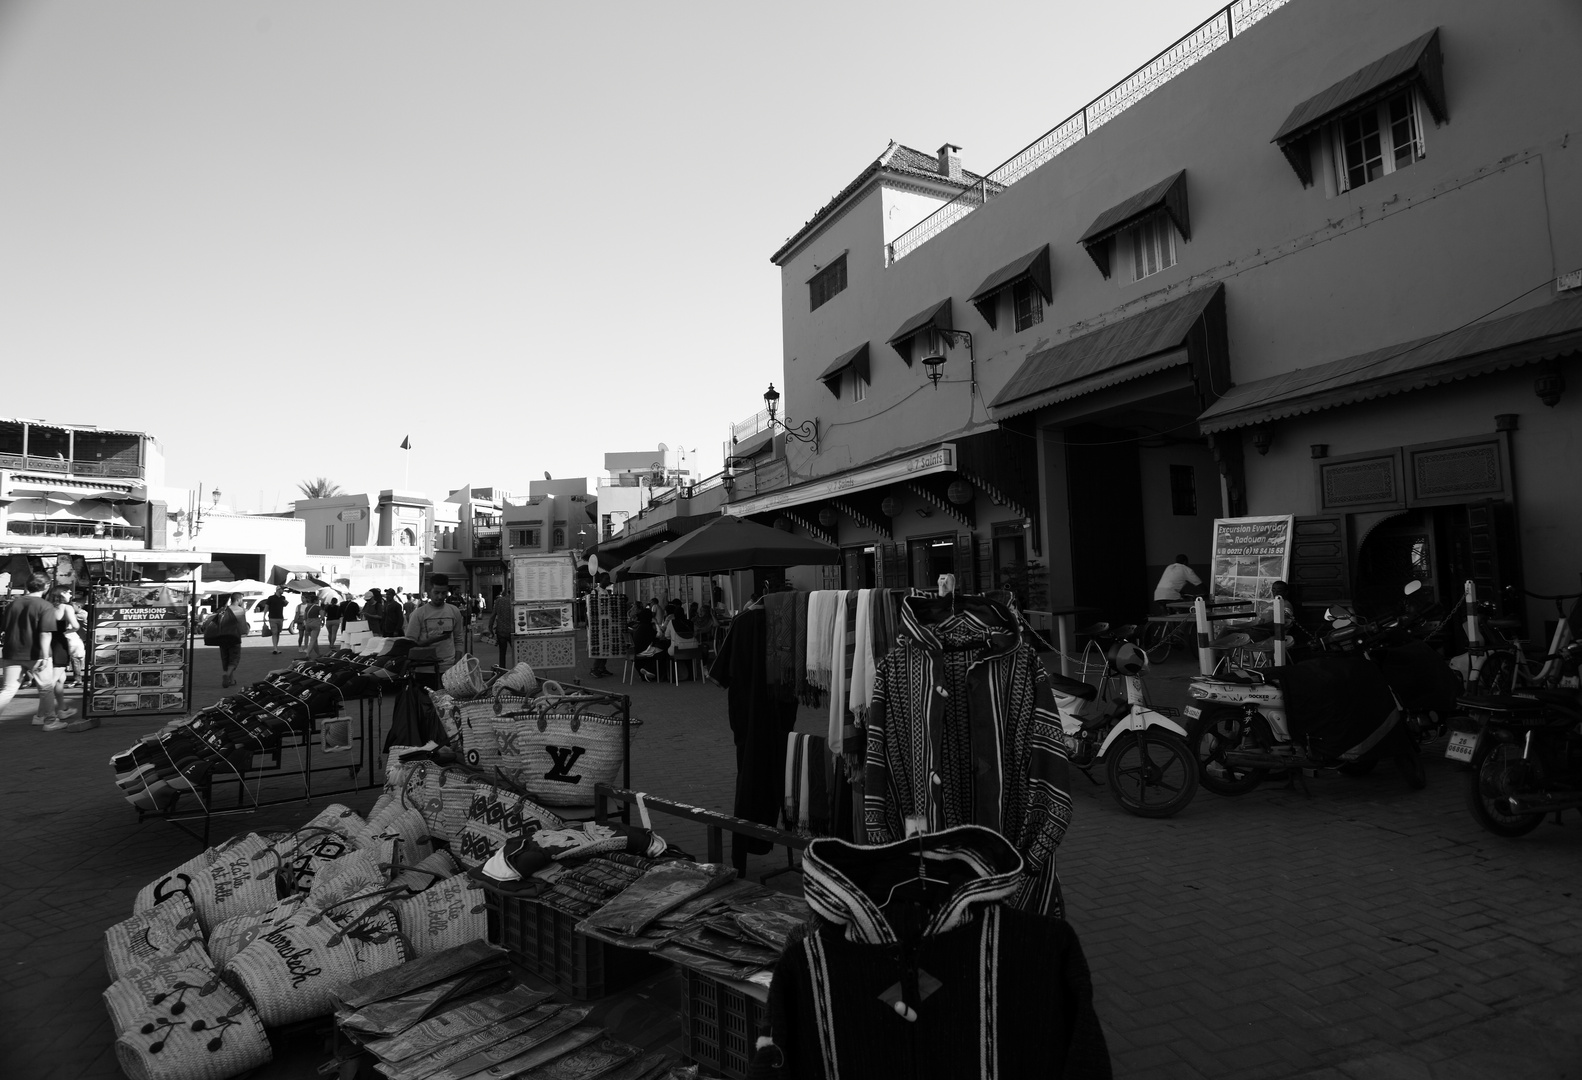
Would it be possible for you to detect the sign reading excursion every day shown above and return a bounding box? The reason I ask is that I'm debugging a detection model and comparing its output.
[85,603,192,718]
[1209,515,1295,619]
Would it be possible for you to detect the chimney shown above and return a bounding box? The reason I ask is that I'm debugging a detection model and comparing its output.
[938,143,962,182]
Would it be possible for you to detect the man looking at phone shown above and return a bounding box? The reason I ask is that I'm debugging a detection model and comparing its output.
[406,573,464,672]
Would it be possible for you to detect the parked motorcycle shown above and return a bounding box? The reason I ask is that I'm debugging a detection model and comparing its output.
[1054,625,1199,818]
[1448,644,1582,836]
[1184,592,1444,795]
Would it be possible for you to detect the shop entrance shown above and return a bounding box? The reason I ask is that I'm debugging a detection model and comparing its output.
[908,535,956,589]
[842,545,875,590]
[1351,500,1522,621]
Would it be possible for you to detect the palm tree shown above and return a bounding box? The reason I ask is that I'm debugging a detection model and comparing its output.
[297,477,344,499]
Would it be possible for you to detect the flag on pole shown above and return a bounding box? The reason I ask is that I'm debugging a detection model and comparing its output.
[399,436,411,450]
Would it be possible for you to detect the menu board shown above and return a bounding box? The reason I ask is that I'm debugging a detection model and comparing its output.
[1209,515,1294,620]
[511,555,575,603]
[513,601,574,636]
[85,603,192,717]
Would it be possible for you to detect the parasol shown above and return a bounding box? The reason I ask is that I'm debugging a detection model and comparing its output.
[612,539,676,581]
[630,515,839,575]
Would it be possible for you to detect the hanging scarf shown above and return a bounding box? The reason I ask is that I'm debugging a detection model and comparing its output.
[794,590,819,708]
[806,591,838,691]
[827,590,851,748]
[763,591,799,696]
[848,589,875,725]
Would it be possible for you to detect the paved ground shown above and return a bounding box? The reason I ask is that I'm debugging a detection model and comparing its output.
[1,638,1578,1078]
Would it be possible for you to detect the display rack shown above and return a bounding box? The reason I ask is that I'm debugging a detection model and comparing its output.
[585,591,630,660]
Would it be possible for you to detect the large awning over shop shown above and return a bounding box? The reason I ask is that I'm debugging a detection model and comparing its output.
[1199,299,1582,433]
[818,343,870,397]
[968,246,1051,330]
[1078,170,1190,278]
[722,443,956,518]
[1272,28,1446,186]
[887,299,953,366]
[586,513,717,564]
[988,283,1226,421]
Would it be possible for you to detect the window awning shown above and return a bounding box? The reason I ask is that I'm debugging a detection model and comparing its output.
[818,342,870,397]
[586,513,717,563]
[1077,171,1189,279]
[1198,299,1582,434]
[723,443,956,518]
[1272,28,1446,186]
[988,284,1225,421]
[887,299,953,366]
[729,427,775,460]
[968,246,1051,330]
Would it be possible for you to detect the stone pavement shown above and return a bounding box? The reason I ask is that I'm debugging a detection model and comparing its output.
[1,639,1578,1078]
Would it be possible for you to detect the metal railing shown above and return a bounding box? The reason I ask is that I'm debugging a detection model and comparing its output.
[730,409,773,444]
[6,520,144,541]
[887,0,1289,264]
[0,452,143,478]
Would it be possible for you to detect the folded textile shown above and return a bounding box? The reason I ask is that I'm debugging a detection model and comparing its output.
[794,590,817,708]
[360,986,549,1064]
[576,861,736,938]
[827,590,851,748]
[338,966,513,1036]
[398,1006,591,1080]
[335,940,506,1009]
[429,1023,602,1080]
[654,942,771,984]
[670,923,782,968]
[377,1002,564,1080]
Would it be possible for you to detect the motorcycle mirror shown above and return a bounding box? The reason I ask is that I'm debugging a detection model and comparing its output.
[1403,581,1423,597]
[1324,606,1336,623]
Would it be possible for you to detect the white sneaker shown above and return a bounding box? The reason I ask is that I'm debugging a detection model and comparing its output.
[41,717,70,732]
[32,714,52,727]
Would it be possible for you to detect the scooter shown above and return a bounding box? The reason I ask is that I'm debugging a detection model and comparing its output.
[1452,661,1582,835]
[1183,599,1429,796]
[1054,626,1199,818]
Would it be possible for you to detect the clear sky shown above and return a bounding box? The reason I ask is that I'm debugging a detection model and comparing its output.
[0,0,1228,511]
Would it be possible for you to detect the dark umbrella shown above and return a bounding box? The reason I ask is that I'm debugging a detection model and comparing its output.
[613,540,675,581]
[637,514,839,575]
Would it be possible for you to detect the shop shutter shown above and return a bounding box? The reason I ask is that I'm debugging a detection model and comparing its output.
[1465,499,1524,620]
[953,533,976,594]
[874,542,908,590]
[1289,515,1350,614]
[910,542,932,590]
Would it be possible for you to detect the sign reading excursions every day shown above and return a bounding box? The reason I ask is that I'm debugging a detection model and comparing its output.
[84,603,193,718]
[1209,515,1294,620]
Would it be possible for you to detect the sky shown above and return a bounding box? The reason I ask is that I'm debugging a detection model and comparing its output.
[0,0,1229,512]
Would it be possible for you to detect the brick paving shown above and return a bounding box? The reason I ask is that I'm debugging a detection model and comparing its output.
[1,641,1578,1078]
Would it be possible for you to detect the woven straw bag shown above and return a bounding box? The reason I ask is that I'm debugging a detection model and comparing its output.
[111,970,271,1080]
[493,691,637,807]
[441,654,487,698]
[134,834,276,915]
[436,770,484,844]
[394,875,488,958]
[450,783,563,869]
[493,661,538,696]
[206,896,309,968]
[357,804,435,866]
[104,963,214,1036]
[105,894,209,983]
[390,850,460,893]
[307,838,395,910]
[186,849,285,935]
[453,700,506,773]
[223,901,408,1026]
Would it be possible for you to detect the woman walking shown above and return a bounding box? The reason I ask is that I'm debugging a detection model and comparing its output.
[301,595,325,658]
[323,594,343,648]
[212,592,249,688]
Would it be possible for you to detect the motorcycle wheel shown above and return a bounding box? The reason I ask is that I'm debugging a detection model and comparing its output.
[1106,731,1199,818]
[1187,715,1268,796]
[1466,740,1545,837]
[1394,752,1427,790]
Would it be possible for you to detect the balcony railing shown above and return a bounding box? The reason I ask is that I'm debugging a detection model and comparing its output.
[0,452,144,478]
[472,537,502,557]
[887,0,1289,263]
[6,520,144,541]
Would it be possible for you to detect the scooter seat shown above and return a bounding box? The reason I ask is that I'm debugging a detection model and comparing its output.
[1512,687,1582,708]
[1210,632,1252,649]
[1487,617,1524,632]
[1458,694,1551,716]
[1078,622,1110,636]
[1049,673,1099,701]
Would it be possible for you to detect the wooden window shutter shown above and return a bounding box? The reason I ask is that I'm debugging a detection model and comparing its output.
[953,533,977,593]
[1289,515,1351,614]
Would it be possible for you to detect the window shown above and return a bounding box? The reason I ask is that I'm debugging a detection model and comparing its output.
[326,524,335,548]
[1169,464,1197,516]
[601,514,612,540]
[808,254,847,311]
[1129,214,1176,281]
[851,369,867,402]
[1012,279,1043,332]
[511,528,540,547]
[552,527,566,548]
[1334,89,1423,192]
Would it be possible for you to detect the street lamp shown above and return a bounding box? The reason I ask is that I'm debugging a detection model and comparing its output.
[763,384,818,444]
[917,328,975,391]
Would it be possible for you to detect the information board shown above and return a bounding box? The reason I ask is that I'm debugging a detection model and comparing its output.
[513,601,575,636]
[85,603,193,717]
[1209,515,1295,619]
[511,555,575,603]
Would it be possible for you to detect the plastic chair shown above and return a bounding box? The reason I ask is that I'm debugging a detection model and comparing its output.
[669,647,706,685]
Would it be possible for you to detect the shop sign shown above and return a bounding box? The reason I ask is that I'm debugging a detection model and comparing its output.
[337,508,366,523]
[84,603,191,718]
[1209,515,1294,619]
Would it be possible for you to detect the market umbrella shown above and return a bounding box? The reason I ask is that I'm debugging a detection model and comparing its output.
[635,515,839,575]
[80,490,141,503]
[613,540,676,581]
[283,577,329,592]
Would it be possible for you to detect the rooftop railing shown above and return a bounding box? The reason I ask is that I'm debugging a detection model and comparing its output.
[886,0,1289,264]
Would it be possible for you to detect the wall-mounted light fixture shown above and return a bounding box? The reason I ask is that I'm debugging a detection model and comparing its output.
[1251,428,1273,456]
[1309,444,1328,459]
[1534,365,1566,407]
[763,384,818,445]
[915,507,933,519]
[916,328,975,391]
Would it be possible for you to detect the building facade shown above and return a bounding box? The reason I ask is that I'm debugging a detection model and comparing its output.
[597,447,694,541]
[736,0,1581,632]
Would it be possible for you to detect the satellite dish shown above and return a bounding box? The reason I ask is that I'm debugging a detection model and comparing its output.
[544,471,552,480]
[657,442,668,452]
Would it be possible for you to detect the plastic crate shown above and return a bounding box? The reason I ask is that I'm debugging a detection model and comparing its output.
[681,966,768,1079]
[484,887,665,1000]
